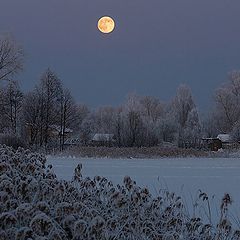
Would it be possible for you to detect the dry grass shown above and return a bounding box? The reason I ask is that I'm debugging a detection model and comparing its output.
[58,146,209,159]
[1,145,239,239]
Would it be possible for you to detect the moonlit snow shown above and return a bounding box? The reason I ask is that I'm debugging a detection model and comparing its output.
[48,156,240,221]
[2,145,240,238]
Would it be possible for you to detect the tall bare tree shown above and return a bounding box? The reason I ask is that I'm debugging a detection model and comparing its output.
[214,71,240,132]
[59,88,77,151]
[37,69,63,148]
[22,91,42,146]
[0,36,24,81]
[1,81,23,133]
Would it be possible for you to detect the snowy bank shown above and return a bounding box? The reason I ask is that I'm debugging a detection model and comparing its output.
[1,145,240,239]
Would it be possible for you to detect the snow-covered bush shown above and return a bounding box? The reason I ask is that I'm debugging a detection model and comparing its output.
[0,144,239,239]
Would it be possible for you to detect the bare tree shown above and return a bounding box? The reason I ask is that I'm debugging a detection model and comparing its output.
[112,108,125,147]
[58,88,77,151]
[37,69,63,148]
[123,94,143,147]
[22,69,63,149]
[0,36,24,81]
[22,91,42,146]
[214,71,240,132]
[1,81,23,133]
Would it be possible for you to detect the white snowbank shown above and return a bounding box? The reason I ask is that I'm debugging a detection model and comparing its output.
[1,145,240,239]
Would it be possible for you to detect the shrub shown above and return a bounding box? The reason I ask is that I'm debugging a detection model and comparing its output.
[0,134,26,149]
[0,145,239,239]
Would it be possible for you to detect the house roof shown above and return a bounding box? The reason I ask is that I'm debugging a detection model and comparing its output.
[64,138,80,145]
[92,134,115,141]
[49,125,73,134]
[217,134,231,143]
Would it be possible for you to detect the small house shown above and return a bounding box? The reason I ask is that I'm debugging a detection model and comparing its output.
[64,138,81,146]
[217,134,231,143]
[25,123,74,145]
[49,125,73,137]
[202,137,222,151]
[91,133,115,147]
[202,133,236,151]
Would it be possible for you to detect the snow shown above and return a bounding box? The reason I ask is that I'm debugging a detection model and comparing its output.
[47,156,240,220]
[217,134,232,142]
[92,133,115,141]
[2,145,240,238]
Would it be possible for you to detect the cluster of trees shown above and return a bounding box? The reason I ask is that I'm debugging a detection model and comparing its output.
[0,36,24,139]
[83,88,201,148]
[0,35,239,151]
[208,71,240,141]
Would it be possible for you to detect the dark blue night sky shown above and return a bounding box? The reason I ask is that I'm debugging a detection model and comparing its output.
[1,0,240,110]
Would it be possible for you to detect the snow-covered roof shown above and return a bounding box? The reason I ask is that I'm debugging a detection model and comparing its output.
[64,138,80,145]
[92,133,115,141]
[50,125,73,134]
[217,134,231,143]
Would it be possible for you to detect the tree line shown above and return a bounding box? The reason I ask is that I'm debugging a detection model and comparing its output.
[0,35,239,151]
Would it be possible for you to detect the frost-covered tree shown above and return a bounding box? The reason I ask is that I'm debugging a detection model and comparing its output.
[117,93,166,147]
[94,106,116,134]
[139,95,164,122]
[202,111,221,139]
[231,120,240,141]
[79,112,96,146]
[75,103,90,127]
[138,96,165,146]
[156,113,178,144]
[171,84,201,147]
[172,84,195,128]
[182,108,202,148]
[214,71,240,133]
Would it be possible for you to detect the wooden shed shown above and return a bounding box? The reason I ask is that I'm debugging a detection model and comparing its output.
[202,134,233,151]
[202,138,222,151]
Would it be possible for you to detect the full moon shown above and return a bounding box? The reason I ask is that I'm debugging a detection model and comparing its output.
[98,16,115,34]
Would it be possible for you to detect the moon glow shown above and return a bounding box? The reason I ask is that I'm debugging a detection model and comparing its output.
[98,16,115,34]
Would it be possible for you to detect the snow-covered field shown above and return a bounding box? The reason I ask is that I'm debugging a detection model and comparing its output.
[2,145,240,238]
[47,156,240,219]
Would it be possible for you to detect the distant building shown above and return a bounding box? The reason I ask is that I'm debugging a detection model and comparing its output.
[217,134,232,143]
[202,137,222,151]
[64,138,81,146]
[25,123,74,144]
[202,133,238,151]
[91,133,115,146]
[49,125,73,137]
